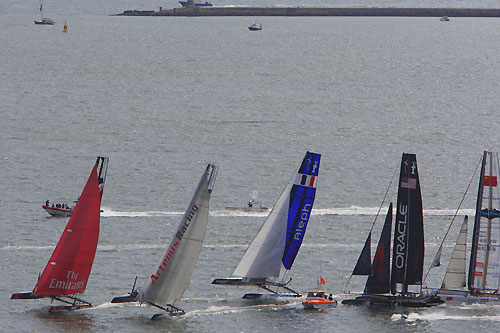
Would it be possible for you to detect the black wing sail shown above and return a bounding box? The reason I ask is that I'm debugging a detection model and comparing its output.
[352,233,373,276]
[365,203,392,294]
[391,153,424,294]
[468,151,486,291]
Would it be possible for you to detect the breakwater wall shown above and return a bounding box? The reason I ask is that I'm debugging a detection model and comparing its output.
[117,7,500,17]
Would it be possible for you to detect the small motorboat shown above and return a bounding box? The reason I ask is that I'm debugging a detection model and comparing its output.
[302,290,337,310]
[225,204,269,212]
[178,0,212,7]
[43,201,74,217]
[440,16,450,21]
[248,22,262,31]
[225,191,268,212]
[302,275,337,310]
[35,17,55,25]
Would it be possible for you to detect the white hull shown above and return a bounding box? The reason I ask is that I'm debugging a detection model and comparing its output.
[436,290,500,303]
[43,205,73,217]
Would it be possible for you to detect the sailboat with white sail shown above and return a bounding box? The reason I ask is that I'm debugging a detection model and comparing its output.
[432,151,500,303]
[11,157,109,311]
[342,153,443,307]
[111,164,218,318]
[34,0,55,25]
[212,151,321,299]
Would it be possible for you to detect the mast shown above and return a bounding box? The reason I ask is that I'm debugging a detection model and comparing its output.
[391,153,423,295]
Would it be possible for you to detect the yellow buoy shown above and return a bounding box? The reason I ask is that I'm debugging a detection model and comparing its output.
[63,21,68,32]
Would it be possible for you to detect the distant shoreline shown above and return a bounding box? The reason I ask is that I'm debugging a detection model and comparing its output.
[116,7,500,17]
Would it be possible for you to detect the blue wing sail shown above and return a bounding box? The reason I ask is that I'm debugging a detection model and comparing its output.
[282,152,320,270]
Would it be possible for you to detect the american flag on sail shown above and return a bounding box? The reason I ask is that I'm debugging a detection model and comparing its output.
[401,177,417,189]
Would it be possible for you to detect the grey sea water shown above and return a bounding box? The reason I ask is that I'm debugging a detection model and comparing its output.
[2,0,500,331]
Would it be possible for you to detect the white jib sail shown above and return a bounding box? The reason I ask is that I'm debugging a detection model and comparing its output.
[138,165,217,306]
[441,216,468,289]
[232,182,292,281]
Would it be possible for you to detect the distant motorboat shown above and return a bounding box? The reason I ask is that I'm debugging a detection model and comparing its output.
[440,16,450,21]
[43,202,74,217]
[225,205,269,212]
[248,22,262,31]
[179,1,212,7]
[225,191,269,212]
[302,277,337,310]
[35,18,55,25]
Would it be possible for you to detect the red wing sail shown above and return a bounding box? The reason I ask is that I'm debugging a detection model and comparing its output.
[33,157,108,296]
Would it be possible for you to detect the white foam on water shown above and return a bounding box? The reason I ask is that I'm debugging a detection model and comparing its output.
[99,206,475,218]
[184,302,299,318]
[398,310,500,322]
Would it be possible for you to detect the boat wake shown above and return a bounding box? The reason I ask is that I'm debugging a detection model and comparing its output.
[100,207,183,218]
[184,302,299,317]
[393,310,500,322]
[100,206,474,218]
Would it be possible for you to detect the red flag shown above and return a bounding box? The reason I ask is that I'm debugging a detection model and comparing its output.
[484,176,498,187]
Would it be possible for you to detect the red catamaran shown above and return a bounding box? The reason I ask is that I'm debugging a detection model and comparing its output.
[11,156,109,311]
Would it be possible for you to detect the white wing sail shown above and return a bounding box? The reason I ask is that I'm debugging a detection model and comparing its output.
[232,152,320,282]
[469,152,500,291]
[138,165,217,305]
[441,216,468,289]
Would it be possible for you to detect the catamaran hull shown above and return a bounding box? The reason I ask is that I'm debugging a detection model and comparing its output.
[435,289,500,303]
[10,291,44,300]
[11,291,93,311]
[48,304,92,312]
[439,294,500,303]
[111,294,137,303]
[242,293,301,299]
[341,295,443,308]
[43,205,73,217]
[213,277,301,299]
